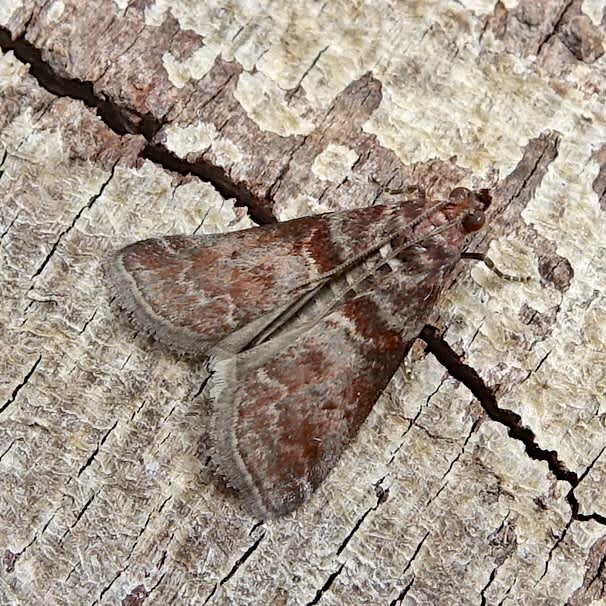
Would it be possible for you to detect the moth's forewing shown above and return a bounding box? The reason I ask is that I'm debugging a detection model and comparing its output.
[105,202,424,355]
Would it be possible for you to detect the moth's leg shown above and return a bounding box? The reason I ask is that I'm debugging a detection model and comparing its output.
[461,252,531,282]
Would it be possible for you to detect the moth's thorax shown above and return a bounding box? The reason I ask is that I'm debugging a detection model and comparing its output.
[386,187,490,278]
[419,187,489,237]
[442,187,490,233]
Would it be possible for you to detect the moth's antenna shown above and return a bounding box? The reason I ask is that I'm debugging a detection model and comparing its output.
[461,252,531,282]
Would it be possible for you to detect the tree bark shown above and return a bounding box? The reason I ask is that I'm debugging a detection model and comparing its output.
[0,1,605,604]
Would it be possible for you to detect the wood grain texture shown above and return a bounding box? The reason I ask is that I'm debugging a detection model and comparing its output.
[0,1,605,604]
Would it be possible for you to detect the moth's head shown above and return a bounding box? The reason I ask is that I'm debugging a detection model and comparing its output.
[446,187,491,234]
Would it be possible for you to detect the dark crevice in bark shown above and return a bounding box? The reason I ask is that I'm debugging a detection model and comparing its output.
[202,584,218,604]
[63,561,79,584]
[390,531,429,605]
[306,561,346,606]
[534,0,575,57]
[336,477,389,556]
[1,355,41,413]
[576,511,606,525]
[568,446,606,525]
[480,566,499,605]
[78,309,98,335]
[390,575,415,606]
[387,375,449,466]
[142,143,273,224]
[285,45,329,101]
[0,26,274,225]
[77,419,119,477]
[61,492,97,541]
[92,568,124,606]
[540,517,573,581]
[26,167,115,298]
[424,482,448,509]
[0,26,160,139]
[418,325,597,525]
[218,532,265,587]
[0,211,20,241]
[0,440,15,463]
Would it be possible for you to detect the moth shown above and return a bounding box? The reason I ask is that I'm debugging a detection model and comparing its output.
[105,186,512,519]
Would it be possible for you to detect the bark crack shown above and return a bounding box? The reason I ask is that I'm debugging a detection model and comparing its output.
[216,532,265,591]
[480,567,499,606]
[420,328,580,476]
[534,0,575,57]
[540,516,572,581]
[60,491,98,542]
[423,421,479,512]
[0,210,20,241]
[336,477,390,555]
[91,568,123,606]
[306,561,346,606]
[0,439,16,462]
[0,354,42,414]
[0,26,269,223]
[389,575,415,606]
[0,26,160,139]
[570,446,606,524]
[26,165,116,306]
[389,531,430,605]
[285,45,329,101]
[388,374,450,464]
[421,326,606,531]
[77,419,119,477]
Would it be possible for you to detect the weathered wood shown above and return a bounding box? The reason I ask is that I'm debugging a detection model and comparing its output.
[0,1,605,604]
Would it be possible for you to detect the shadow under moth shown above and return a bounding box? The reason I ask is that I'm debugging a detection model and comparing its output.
[105,186,520,519]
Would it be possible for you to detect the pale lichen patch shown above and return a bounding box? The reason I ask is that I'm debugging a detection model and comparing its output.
[164,121,218,157]
[47,0,65,22]
[0,0,22,23]
[234,71,314,136]
[274,193,332,221]
[147,1,266,77]
[162,47,218,88]
[365,22,603,177]
[164,120,244,166]
[311,144,358,183]
[207,197,254,233]
[212,136,244,165]
[101,162,231,238]
[582,0,606,26]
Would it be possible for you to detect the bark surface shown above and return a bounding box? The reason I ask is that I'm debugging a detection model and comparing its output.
[0,1,605,605]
